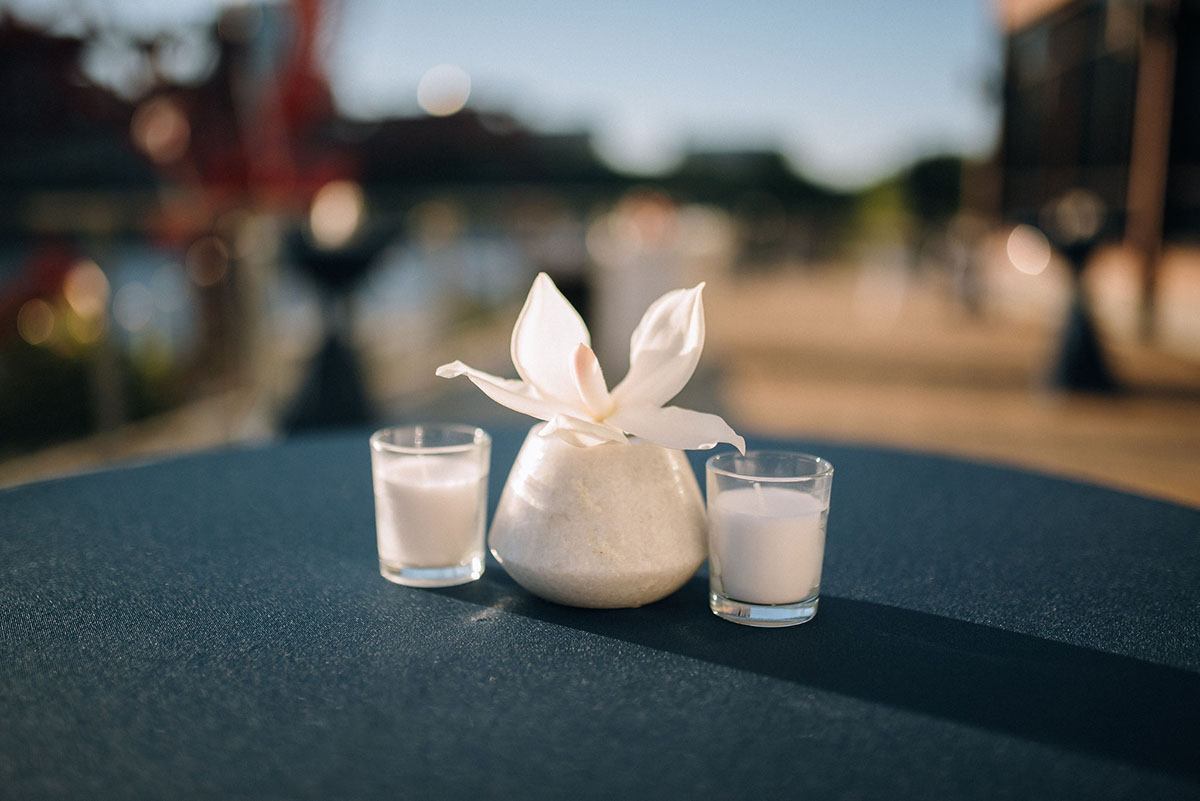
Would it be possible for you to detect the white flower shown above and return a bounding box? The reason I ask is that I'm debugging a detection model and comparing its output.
[436,272,745,453]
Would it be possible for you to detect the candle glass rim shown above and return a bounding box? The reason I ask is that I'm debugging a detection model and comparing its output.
[370,423,491,455]
[706,450,833,482]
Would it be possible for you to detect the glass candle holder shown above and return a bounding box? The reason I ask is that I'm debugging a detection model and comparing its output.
[370,424,491,587]
[706,451,833,627]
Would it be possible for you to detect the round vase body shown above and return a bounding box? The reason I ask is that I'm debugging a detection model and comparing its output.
[489,425,707,608]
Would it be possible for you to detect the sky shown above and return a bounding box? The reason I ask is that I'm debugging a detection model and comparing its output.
[325,0,1002,187]
[3,0,1003,189]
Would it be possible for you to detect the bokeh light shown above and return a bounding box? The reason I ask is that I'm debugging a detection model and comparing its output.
[1006,224,1052,276]
[131,95,191,165]
[113,282,155,332]
[309,180,365,249]
[1048,189,1105,243]
[62,259,111,319]
[65,309,106,344]
[417,64,471,117]
[185,236,230,287]
[16,299,55,346]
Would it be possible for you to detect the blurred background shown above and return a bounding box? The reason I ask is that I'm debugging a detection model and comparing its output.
[1,0,1197,505]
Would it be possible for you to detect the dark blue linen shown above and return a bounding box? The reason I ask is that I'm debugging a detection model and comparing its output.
[2,428,1198,799]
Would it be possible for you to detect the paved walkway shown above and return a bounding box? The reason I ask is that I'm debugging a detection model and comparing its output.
[705,267,1200,508]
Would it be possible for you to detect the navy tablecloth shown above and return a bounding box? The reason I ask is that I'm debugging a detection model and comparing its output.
[2,427,1199,799]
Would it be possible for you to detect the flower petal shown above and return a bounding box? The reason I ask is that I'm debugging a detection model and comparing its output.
[511,272,592,409]
[540,413,627,447]
[435,360,569,422]
[608,404,745,453]
[611,283,705,409]
[571,343,614,420]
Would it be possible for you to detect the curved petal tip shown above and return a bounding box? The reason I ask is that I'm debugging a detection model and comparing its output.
[608,404,744,453]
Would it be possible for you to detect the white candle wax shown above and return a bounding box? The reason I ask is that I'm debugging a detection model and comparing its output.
[709,485,827,605]
[374,457,487,568]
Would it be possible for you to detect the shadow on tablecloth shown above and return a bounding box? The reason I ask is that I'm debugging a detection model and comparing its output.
[438,569,1200,780]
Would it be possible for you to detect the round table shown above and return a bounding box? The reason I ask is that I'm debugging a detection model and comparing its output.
[3,427,1198,799]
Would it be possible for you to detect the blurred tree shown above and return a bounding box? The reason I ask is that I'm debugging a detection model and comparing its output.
[903,154,964,224]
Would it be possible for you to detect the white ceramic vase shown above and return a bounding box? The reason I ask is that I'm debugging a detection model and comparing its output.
[489,424,707,608]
